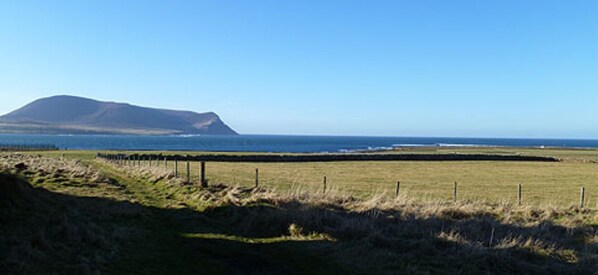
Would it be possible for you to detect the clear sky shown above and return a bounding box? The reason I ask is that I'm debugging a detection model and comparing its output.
[0,1,596,138]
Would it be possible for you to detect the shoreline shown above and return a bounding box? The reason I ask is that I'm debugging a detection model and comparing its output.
[2,133,598,153]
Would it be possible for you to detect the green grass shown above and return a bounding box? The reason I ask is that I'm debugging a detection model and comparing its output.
[32,147,598,206]
[1,153,347,274]
[2,152,598,274]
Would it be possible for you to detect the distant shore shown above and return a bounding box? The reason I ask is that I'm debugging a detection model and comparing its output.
[2,134,598,153]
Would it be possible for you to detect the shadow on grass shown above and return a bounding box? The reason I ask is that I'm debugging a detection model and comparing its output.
[0,173,341,274]
[188,195,598,274]
[1,172,597,274]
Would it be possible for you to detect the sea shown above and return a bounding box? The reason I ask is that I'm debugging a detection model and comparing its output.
[1,134,598,153]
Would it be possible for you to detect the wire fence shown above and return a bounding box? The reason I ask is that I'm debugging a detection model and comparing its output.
[98,153,593,208]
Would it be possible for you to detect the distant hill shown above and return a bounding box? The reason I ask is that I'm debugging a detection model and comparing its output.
[0,95,238,135]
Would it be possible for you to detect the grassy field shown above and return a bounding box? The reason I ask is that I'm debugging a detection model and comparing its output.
[43,147,598,207]
[0,151,598,274]
[1,150,597,274]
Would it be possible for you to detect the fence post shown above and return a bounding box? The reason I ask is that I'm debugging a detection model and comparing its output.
[186,160,190,184]
[396,181,400,198]
[453,182,458,202]
[580,187,585,208]
[518,184,522,206]
[323,176,327,194]
[174,158,178,177]
[255,168,259,188]
[164,157,167,169]
[200,161,207,187]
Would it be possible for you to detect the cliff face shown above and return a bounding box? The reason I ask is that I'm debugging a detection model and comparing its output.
[0,95,238,135]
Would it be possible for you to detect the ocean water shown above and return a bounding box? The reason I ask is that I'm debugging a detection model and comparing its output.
[1,134,598,153]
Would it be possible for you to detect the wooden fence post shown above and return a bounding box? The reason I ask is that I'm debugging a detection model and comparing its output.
[200,161,207,187]
[518,184,522,206]
[396,181,400,198]
[580,187,585,208]
[323,176,327,194]
[186,160,190,184]
[164,157,167,169]
[453,182,458,202]
[255,168,259,188]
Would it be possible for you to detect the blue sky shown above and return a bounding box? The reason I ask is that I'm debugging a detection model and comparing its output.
[0,1,596,138]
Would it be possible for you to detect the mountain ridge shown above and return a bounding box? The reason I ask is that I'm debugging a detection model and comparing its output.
[0,95,238,135]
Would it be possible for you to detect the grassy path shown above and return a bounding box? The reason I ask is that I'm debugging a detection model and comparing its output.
[91,161,344,274]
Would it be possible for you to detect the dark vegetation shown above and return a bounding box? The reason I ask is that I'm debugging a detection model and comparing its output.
[1,154,597,274]
[0,172,142,273]
[98,152,560,163]
[0,144,58,152]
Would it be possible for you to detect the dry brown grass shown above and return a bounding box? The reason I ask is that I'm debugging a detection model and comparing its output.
[104,158,598,274]
[0,153,108,187]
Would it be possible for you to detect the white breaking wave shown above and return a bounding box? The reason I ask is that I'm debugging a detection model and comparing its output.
[392,143,492,148]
